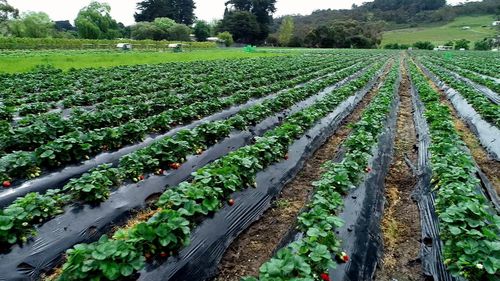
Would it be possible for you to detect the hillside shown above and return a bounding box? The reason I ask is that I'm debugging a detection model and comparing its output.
[381,15,498,46]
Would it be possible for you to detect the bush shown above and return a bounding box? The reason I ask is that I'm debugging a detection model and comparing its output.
[288,36,304,47]
[474,39,492,51]
[167,24,191,41]
[413,41,434,50]
[217,31,233,47]
[0,37,216,50]
[454,39,470,50]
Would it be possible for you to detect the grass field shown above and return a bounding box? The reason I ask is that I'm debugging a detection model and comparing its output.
[0,48,279,73]
[382,15,498,46]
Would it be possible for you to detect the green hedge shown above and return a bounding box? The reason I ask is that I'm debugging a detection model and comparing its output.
[0,37,216,50]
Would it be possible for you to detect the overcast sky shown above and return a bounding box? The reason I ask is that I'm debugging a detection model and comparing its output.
[9,0,466,25]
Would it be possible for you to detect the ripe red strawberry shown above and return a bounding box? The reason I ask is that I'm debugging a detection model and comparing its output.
[284,154,289,160]
[340,251,349,263]
[365,167,372,173]
[139,175,145,181]
[169,163,181,170]
[2,181,11,188]
[160,252,168,258]
[320,273,330,281]
[228,198,235,206]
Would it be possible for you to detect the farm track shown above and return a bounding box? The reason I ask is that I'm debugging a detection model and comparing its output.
[417,65,500,196]
[213,63,392,281]
[376,61,424,281]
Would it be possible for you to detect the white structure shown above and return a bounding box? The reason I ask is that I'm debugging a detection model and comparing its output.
[493,21,500,26]
[116,43,132,50]
[435,45,453,51]
[462,26,471,30]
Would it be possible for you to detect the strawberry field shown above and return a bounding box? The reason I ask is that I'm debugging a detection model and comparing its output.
[0,50,498,281]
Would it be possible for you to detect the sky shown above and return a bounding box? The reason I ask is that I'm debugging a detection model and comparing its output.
[9,0,467,25]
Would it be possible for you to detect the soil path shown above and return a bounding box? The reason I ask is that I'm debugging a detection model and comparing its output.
[376,60,424,281]
[213,64,392,281]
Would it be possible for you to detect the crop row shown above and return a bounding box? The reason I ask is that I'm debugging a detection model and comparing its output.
[1,56,324,119]
[0,57,268,104]
[409,60,499,280]
[0,59,377,246]
[418,59,500,127]
[0,55,340,154]
[422,52,499,79]
[52,60,386,281]
[425,56,500,93]
[1,55,337,123]
[0,56,373,185]
[244,61,399,281]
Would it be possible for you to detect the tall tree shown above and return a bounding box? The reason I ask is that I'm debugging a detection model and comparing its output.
[220,11,259,43]
[8,12,54,38]
[134,0,196,25]
[75,1,121,39]
[0,0,17,23]
[194,20,210,41]
[278,16,293,46]
[223,0,276,42]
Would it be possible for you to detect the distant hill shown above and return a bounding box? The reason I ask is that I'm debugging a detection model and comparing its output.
[381,15,498,46]
[271,0,500,47]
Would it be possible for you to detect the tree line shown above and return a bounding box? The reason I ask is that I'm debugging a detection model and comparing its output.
[0,0,498,49]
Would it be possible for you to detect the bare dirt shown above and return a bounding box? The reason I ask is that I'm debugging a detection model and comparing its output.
[214,64,392,281]
[376,61,425,281]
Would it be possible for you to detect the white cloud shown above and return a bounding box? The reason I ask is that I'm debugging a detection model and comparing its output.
[8,0,466,26]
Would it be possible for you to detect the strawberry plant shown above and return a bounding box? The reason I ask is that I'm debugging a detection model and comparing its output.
[57,59,387,280]
[409,60,500,280]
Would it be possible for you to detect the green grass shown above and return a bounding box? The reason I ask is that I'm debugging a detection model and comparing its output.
[382,15,498,46]
[0,48,281,73]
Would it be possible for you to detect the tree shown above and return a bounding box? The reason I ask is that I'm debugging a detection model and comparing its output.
[194,20,210,41]
[55,20,74,31]
[219,11,260,43]
[0,0,17,23]
[278,16,293,46]
[153,17,175,39]
[131,22,160,40]
[8,12,55,38]
[134,0,196,25]
[474,39,492,51]
[217,31,234,47]
[167,23,191,41]
[75,1,121,39]
[223,0,276,43]
[454,39,470,50]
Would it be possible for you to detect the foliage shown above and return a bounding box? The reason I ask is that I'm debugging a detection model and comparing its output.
[219,11,260,44]
[0,0,17,23]
[75,1,121,39]
[454,39,470,50]
[413,41,434,50]
[222,0,277,43]
[7,12,54,38]
[278,16,294,46]
[474,39,492,51]
[194,20,210,42]
[409,60,500,280]
[383,43,410,49]
[0,37,214,50]
[217,31,234,47]
[134,0,196,25]
[167,23,191,41]
[304,20,382,49]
